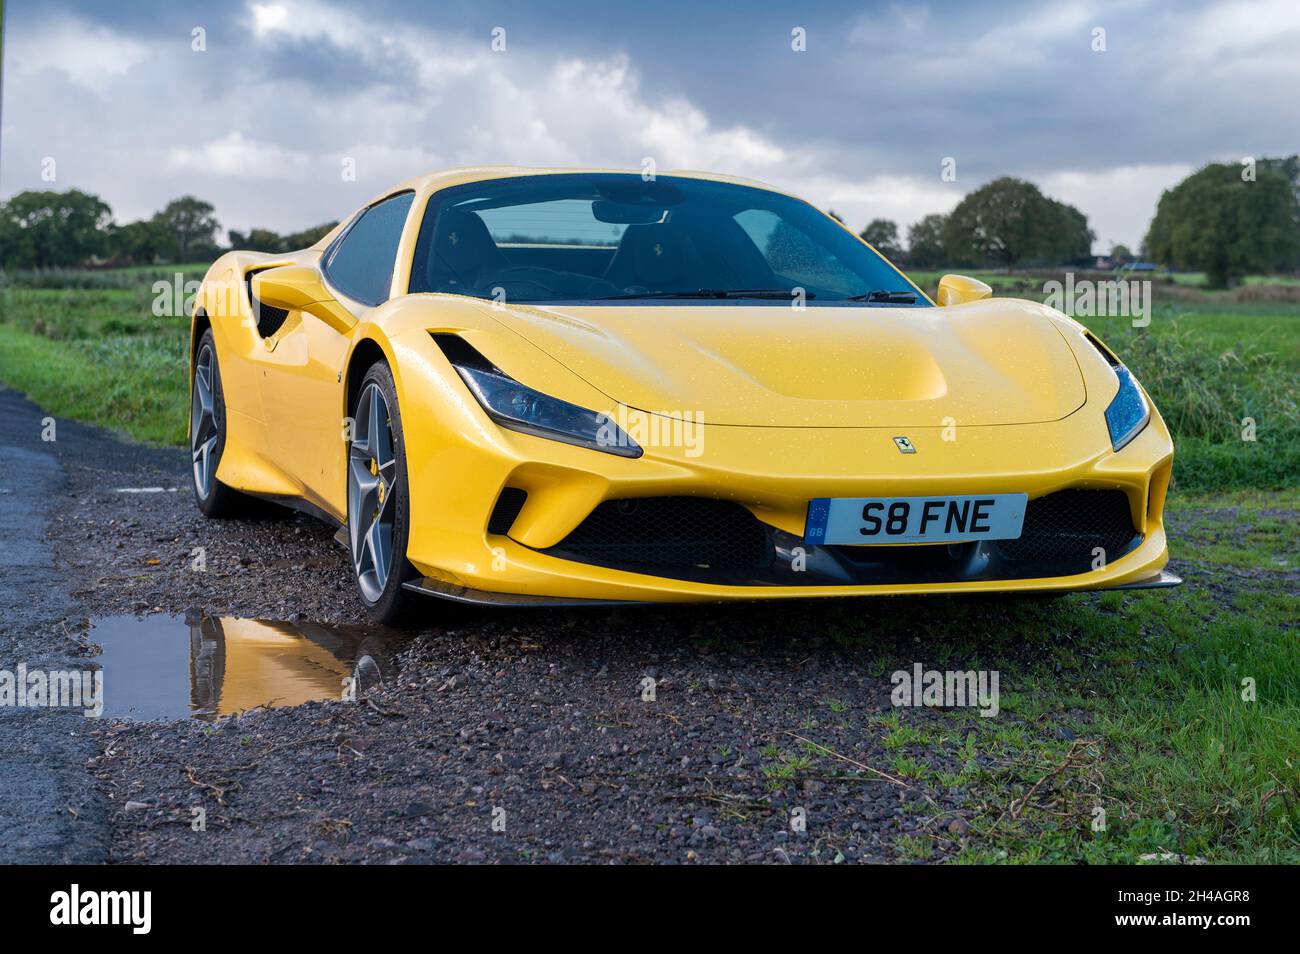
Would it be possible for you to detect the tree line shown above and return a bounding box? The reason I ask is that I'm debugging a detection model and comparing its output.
[850,157,1299,288]
[849,176,1095,272]
[0,190,337,269]
[1144,156,1299,288]
[2,156,1297,286]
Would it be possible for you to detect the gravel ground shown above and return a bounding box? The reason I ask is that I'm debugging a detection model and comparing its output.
[92,623,974,865]
[57,462,978,863]
[27,398,1222,865]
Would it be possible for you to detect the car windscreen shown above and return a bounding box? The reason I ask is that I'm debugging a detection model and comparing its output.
[408,173,927,305]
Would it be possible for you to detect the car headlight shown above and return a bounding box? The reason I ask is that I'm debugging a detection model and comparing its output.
[1104,365,1150,451]
[453,363,642,458]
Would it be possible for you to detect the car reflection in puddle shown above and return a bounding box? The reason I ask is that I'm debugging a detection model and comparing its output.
[90,613,404,721]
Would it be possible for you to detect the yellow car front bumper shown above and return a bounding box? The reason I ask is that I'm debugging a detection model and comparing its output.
[397,339,1175,604]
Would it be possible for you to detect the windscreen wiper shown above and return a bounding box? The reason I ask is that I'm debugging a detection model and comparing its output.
[846,289,920,303]
[601,288,816,300]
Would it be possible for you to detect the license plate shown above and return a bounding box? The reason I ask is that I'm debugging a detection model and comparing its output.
[804,493,1028,545]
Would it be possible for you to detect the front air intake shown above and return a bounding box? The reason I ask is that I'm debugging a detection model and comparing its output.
[487,487,528,535]
[994,489,1138,570]
[545,497,771,575]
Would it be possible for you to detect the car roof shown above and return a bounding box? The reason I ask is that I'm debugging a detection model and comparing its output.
[311,166,797,251]
[393,165,783,196]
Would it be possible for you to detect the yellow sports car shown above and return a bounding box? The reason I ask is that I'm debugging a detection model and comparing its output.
[189,167,1178,622]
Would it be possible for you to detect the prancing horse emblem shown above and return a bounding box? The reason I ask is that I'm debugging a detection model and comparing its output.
[893,436,916,454]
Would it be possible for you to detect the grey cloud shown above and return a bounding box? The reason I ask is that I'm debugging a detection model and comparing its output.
[2,0,1296,252]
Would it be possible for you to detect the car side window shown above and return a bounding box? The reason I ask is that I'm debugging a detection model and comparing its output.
[323,191,415,306]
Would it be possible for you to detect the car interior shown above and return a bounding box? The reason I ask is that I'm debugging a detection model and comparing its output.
[406,174,916,304]
[420,206,771,300]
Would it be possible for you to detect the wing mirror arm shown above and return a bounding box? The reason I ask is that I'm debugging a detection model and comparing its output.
[250,265,357,334]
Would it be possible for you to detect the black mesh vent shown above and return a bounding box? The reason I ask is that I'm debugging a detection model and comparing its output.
[246,271,290,338]
[996,489,1138,569]
[488,487,527,535]
[547,497,770,573]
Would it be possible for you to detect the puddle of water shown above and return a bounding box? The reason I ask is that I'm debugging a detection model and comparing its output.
[90,614,403,721]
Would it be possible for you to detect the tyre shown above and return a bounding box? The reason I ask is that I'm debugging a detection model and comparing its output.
[191,329,262,517]
[347,360,417,623]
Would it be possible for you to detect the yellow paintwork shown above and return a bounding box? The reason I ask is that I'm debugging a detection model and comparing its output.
[191,166,1174,603]
[937,273,994,306]
[196,618,350,716]
[251,265,357,334]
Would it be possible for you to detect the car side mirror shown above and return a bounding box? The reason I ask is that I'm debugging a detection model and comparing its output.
[251,265,356,334]
[936,274,993,307]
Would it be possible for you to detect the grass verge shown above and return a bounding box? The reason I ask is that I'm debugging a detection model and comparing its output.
[757,490,1296,863]
[0,323,186,444]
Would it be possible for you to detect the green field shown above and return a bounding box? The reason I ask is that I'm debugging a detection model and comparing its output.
[0,266,204,443]
[1,266,1296,862]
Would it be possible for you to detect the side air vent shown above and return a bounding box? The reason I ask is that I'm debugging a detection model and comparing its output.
[1084,331,1121,367]
[245,270,290,338]
[432,332,500,372]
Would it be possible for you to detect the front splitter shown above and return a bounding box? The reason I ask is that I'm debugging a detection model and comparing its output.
[1108,569,1183,590]
[402,577,651,608]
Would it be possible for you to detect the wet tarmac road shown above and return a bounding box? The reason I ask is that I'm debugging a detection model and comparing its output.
[0,386,176,863]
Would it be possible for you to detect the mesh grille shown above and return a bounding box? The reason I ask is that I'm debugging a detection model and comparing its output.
[543,489,1138,585]
[487,487,527,535]
[245,272,290,338]
[996,489,1137,568]
[549,497,769,572]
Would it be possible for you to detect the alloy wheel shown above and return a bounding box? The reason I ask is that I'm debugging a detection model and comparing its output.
[191,343,219,499]
[348,382,398,603]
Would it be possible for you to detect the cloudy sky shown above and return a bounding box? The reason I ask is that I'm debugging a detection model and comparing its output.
[2,0,1298,252]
